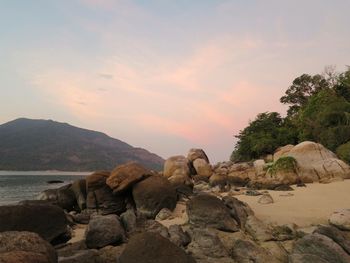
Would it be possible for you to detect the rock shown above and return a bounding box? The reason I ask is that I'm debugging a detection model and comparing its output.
[97,245,125,263]
[118,232,196,263]
[193,158,212,178]
[120,209,137,233]
[0,204,67,243]
[273,184,294,191]
[86,171,126,215]
[289,253,329,263]
[156,208,173,220]
[230,239,271,263]
[209,173,227,187]
[37,184,77,211]
[222,196,254,229]
[245,215,274,242]
[227,162,255,187]
[193,181,210,193]
[85,215,125,249]
[187,148,210,164]
[329,209,350,231]
[139,220,169,238]
[313,225,350,254]
[272,224,297,241]
[47,180,64,184]
[163,155,192,187]
[279,141,350,183]
[58,249,99,263]
[253,159,266,176]
[245,189,262,196]
[258,193,274,204]
[261,241,289,263]
[186,228,228,260]
[70,179,87,211]
[71,211,91,224]
[273,144,294,161]
[106,162,153,194]
[187,194,238,232]
[168,225,191,247]
[292,233,350,263]
[132,175,177,218]
[0,231,57,263]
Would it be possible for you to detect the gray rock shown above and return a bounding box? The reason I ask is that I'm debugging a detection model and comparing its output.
[313,225,350,254]
[187,194,238,232]
[292,233,350,263]
[258,193,274,204]
[70,179,87,211]
[329,209,350,231]
[245,215,274,242]
[58,250,99,263]
[118,232,196,263]
[37,184,77,211]
[289,253,329,263]
[85,215,125,249]
[0,231,57,263]
[230,239,270,263]
[272,224,297,241]
[168,225,191,247]
[222,196,254,229]
[120,209,137,233]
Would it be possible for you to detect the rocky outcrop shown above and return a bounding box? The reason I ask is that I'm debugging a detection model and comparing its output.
[132,175,177,218]
[187,194,239,232]
[85,215,125,249]
[0,231,57,263]
[0,204,67,243]
[163,155,192,187]
[106,162,153,194]
[118,232,196,263]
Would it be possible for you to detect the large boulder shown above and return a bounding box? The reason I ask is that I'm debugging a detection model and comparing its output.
[244,215,274,242]
[106,162,153,194]
[70,179,87,211]
[273,144,294,161]
[0,231,57,263]
[187,148,210,164]
[227,162,255,186]
[193,158,212,178]
[329,209,350,231]
[291,233,350,263]
[221,196,254,229]
[187,194,238,232]
[37,184,77,211]
[132,175,177,218]
[230,239,271,263]
[278,141,350,183]
[85,215,125,249]
[314,225,350,254]
[0,204,67,242]
[86,171,126,215]
[163,155,192,186]
[118,232,196,263]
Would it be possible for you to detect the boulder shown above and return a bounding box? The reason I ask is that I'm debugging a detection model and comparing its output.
[272,224,297,241]
[156,208,173,220]
[314,225,350,254]
[132,175,177,218]
[85,215,125,249]
[106,162,153,194]
[187,194,238,232]
[258,193,274,204]
[58,250,100,263]
[70,179,87,211]
[329,209,350,231]
[0,231,57,263]
[289,253,329,263]
[230,239,271,263]
[291,233,350,263]
[0,204,67,243]
[97,245,125,263]
[37,184,77,211]
[227,162,255,187]
[273,144,294,161]
[193,158,212,178]
[187,148,210,163]
[120,209,137,233]
[163,155,192,186]
[134,219,169,238]
[278,141,350,183]
[118,232,196,263]
[253,159,266,176]
[245,215,274,242]
[168,225,191,247]
[221,196,254,229]
[209,173,227,187]
[86,171,126,215]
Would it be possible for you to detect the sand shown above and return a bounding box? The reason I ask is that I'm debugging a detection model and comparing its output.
[236,180,350,227]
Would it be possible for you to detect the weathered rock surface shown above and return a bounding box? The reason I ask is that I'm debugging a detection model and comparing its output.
[273,144,294,161]
[58,249,99,263]
[245,215,274,242]
[163,155,192,187]
[187,194,238,232]
[187,148,210,164]
[37,184,77,211]
[120,209,137,233]
[329,209,350,231]
[222,196,254,229]
[314,225,350,254]
[209,173,227,187]
[85,215,125,249]
[0,204,67,242]
[258,193,274,204]
[168,225,191,247]
[70,179,87,211]
[230,239,271,263]
[86,171,126,215]
[106,162,153,194]
[193,158,212,178]
[0,231,57,263]
[291,233,350,263]
[132,175,177,218]
[118,232,196,263]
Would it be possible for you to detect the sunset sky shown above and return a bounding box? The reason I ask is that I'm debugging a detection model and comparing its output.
[1,0,350,162]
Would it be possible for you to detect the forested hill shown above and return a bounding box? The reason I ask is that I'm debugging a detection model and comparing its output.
[0,118,164,171]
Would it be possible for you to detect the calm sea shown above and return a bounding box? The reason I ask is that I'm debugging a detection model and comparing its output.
[0,171,90,205]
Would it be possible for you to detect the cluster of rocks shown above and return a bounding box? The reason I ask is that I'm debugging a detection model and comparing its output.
[0,145,349,262]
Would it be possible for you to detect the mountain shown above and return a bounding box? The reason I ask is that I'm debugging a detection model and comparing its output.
[0,118,164,171]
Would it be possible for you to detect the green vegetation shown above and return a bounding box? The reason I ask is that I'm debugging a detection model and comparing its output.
[336,141,350,164]
[232,67,350,163]
[266,157,297,175]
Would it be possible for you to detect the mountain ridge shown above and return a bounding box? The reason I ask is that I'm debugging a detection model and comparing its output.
[0,118,164,171]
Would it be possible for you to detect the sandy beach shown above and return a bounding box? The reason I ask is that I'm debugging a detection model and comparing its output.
[236,180,350,227]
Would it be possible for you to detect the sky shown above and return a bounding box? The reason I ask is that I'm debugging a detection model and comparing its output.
[1,0,350,162]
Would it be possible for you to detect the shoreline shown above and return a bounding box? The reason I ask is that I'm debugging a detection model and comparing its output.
[0,171,91,176]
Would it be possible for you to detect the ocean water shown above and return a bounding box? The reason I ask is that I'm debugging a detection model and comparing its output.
[0,171,90,205]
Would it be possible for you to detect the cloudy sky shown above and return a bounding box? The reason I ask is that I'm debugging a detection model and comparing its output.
[1,0,349,162]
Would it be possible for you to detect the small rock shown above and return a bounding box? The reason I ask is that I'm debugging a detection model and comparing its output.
[168,225,191,247]
[258,193,274,204]
[245,190,262,196]
[329,209,350,231]
[273,185,294,191]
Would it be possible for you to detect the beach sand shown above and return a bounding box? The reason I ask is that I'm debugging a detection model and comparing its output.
[236,180,350,227]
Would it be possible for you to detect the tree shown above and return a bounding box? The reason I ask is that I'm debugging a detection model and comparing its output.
[280,74,330,116]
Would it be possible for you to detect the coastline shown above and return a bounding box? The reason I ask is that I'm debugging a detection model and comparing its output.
[0,171,91,176]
